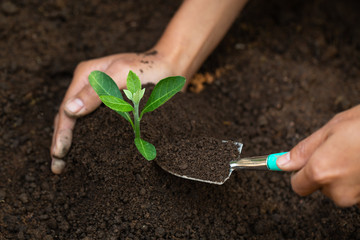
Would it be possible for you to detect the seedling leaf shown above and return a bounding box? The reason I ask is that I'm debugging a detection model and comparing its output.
[99,95,134,112]
[89,70,133,124]
[123,89,133,100]
[141,76,185,116]
[132,88,145,104]
[127,70,141,94]
[89,71,123,98]
[134,138,156,161]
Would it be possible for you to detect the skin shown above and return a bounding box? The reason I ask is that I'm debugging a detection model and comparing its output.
[51,0,360,207]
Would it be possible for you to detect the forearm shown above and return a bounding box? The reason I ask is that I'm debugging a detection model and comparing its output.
[154,0,248,78]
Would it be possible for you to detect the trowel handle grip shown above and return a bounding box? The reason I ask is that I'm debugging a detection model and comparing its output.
[266,152,288,171]
[230,152,288,171]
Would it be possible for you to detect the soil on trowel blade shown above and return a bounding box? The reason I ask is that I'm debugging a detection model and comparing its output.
[156,137,239,183]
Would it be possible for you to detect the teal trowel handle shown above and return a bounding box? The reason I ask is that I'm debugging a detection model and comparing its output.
[230,152,288,171]
[266,152,288,171]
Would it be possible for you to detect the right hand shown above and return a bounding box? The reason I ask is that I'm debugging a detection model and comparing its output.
[277,105,360,207]
[50,50,176,174]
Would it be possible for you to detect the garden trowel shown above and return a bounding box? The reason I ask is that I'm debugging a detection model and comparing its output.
[156,142,288,185]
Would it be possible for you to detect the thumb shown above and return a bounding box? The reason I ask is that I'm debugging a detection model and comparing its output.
[277,128,327,171]
[64,69,127,117]
[64,84,102,117]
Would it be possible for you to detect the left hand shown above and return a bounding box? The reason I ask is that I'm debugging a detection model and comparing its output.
[50,51,175,174]
[277,105,360,207]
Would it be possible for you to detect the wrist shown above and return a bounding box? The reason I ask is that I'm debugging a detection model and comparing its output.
[151,42,192,79]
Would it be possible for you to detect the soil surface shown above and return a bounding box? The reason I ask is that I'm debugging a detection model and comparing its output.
[1,0,360,239]
[156,137,239,184]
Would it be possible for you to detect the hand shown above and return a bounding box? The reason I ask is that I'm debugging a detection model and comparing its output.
[277,105,360,207]
[50,50,175,174]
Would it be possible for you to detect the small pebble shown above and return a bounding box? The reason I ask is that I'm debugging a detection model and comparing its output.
[1,1,19,14]
[179,163,188,170]
[47,218,57,229]
[59,220,70,231]
[141,225,148,231]
[135,174,144,184]
[139,188,146,195]
[17,231,25,240]
[236,225,246,234]
[25,174,35,182]
[155,227,165,237]
[30,228,42,239]
[270,175,279,183]
[18,193,28,204]
[44,235,53,240]
[258,115,268,126]
[39,214,49,220]
[235,43,246,50]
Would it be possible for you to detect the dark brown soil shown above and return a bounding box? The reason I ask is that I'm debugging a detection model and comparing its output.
[156,137,239,184]
[1,0,360,239]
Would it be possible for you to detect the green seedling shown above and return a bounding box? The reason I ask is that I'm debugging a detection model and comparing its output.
[89,70,186,161]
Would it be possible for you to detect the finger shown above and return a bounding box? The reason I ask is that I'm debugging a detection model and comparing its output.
[50,80,81,174]
[52,115,74,158]
[50,79,84,174]
[289,138,338,196]
[277,127,328,171]
[51,113,59,153]
[50,110,76,174]
[290,165,322,196]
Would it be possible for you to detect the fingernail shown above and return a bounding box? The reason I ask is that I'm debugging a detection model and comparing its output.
[51,158,66,174]
[66,98,84,114]
[277,152,291,167]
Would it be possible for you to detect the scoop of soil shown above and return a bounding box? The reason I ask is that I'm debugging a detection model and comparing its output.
[156,137,239,183]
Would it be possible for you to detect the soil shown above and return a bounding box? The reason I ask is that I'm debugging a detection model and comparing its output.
[1,0,360,239]
[156,137,239,184]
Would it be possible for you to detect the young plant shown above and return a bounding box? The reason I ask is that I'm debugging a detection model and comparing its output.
[88,70,186,161]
